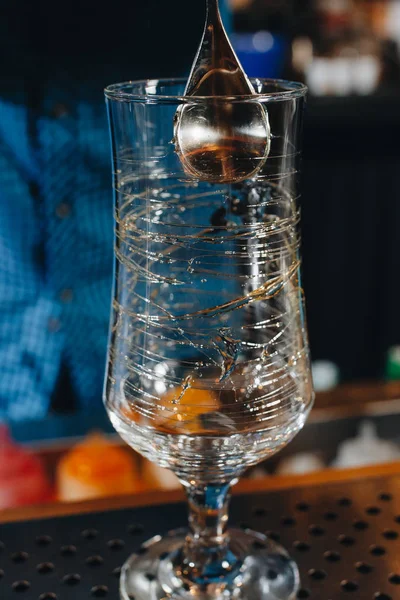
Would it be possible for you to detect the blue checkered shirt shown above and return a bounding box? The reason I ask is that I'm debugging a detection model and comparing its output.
[0,90,114,422]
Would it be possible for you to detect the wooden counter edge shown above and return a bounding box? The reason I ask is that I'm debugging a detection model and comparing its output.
[2,461,400,524]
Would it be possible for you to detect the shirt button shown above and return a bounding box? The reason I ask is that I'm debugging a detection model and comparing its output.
[51,103,70,119]
[55,203,71,219]
[59,288,73,303]
[48,318,61,333]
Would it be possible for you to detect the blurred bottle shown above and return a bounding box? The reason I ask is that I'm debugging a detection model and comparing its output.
[57,432,141,502]
[292,37,314,78]
[0,425,52,509]
[385,346,400,380]
[277,452,325,475]
[386,1,400,48]
[333,421,400,468]
[312,360,339,392]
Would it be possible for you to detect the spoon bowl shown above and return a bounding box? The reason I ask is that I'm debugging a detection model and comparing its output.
[174,0,271,184]
[174,100,270,183]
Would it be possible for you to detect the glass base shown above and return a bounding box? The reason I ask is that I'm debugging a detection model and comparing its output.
[120,528,299,600]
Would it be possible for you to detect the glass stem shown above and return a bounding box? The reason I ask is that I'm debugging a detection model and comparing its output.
[179,482,238,586]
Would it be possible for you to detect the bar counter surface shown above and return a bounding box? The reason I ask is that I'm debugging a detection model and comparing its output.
[2,463,400,599]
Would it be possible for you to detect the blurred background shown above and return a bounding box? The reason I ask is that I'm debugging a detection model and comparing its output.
[231,0,400,382]
[1,0,400,511]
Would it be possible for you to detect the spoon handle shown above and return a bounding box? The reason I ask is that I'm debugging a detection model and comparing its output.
[206,0,221,21]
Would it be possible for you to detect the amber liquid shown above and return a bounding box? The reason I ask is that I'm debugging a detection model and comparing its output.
[179,140,266,183]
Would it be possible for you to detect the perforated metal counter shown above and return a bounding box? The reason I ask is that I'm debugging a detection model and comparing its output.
[2,474,400,600]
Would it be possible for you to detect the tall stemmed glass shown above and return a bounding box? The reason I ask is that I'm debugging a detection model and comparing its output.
[104,78,312,600]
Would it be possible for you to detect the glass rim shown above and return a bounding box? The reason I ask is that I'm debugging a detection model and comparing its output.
[104,77,307,104]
